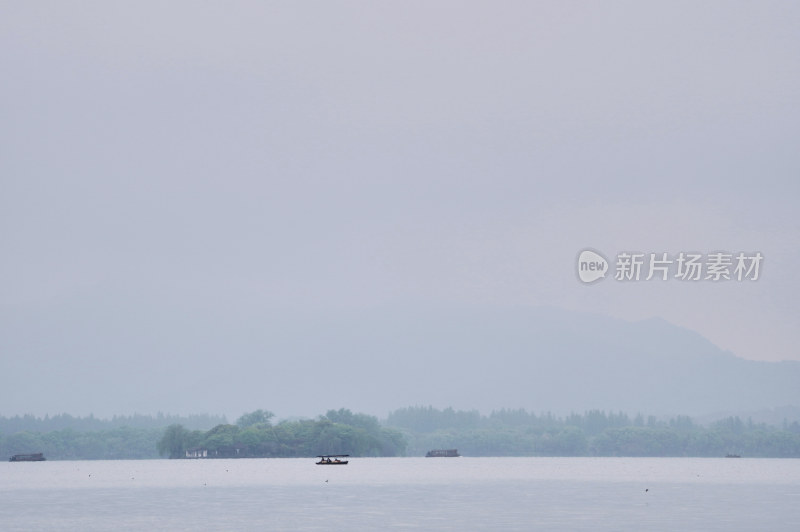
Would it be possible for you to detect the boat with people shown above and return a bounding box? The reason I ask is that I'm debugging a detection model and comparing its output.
[316,454,349,465]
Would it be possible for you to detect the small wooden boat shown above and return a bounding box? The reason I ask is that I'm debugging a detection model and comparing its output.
[9,453,46,462]
[316,454,349,465]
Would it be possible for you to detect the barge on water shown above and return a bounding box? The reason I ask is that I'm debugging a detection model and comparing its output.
[426,449,460,457]
[9,453,46,462]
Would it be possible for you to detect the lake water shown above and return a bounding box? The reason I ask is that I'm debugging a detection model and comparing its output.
[2,457,799,531]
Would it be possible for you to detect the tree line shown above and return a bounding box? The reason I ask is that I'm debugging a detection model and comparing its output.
[0,413,227,460]
[1,426,164,460]
[389,406,800,457]
[3,407,800,460]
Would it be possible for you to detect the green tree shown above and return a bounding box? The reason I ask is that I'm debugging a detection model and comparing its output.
[157,424,192,458]
[202,424,240,450]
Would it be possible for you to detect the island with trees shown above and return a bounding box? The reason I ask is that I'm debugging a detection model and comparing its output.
[157,409,406,459]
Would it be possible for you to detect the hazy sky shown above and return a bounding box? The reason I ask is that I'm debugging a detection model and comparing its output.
[1,2,798,418]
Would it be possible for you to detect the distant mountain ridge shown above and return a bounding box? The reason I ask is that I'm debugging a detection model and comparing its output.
[332,306,800,419]
[2,303,798,420]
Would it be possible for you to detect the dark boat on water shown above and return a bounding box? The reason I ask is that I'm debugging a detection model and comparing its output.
[426,449,460,457]
[9,453,46,462]
[316,454,349,465]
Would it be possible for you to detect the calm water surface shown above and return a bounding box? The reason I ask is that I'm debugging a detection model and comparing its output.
[2,457,799,531]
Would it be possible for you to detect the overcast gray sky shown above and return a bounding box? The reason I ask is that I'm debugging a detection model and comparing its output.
[1,1,798,418]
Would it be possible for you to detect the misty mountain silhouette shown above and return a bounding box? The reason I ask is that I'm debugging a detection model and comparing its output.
[2,304,798,419]
[305,306,800,418]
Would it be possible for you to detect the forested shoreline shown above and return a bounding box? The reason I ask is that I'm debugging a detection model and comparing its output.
[0,413,226,460]
[2,407,800,460]
[390,407,800,458]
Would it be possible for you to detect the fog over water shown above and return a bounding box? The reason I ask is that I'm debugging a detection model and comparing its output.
[1,2,798,419]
